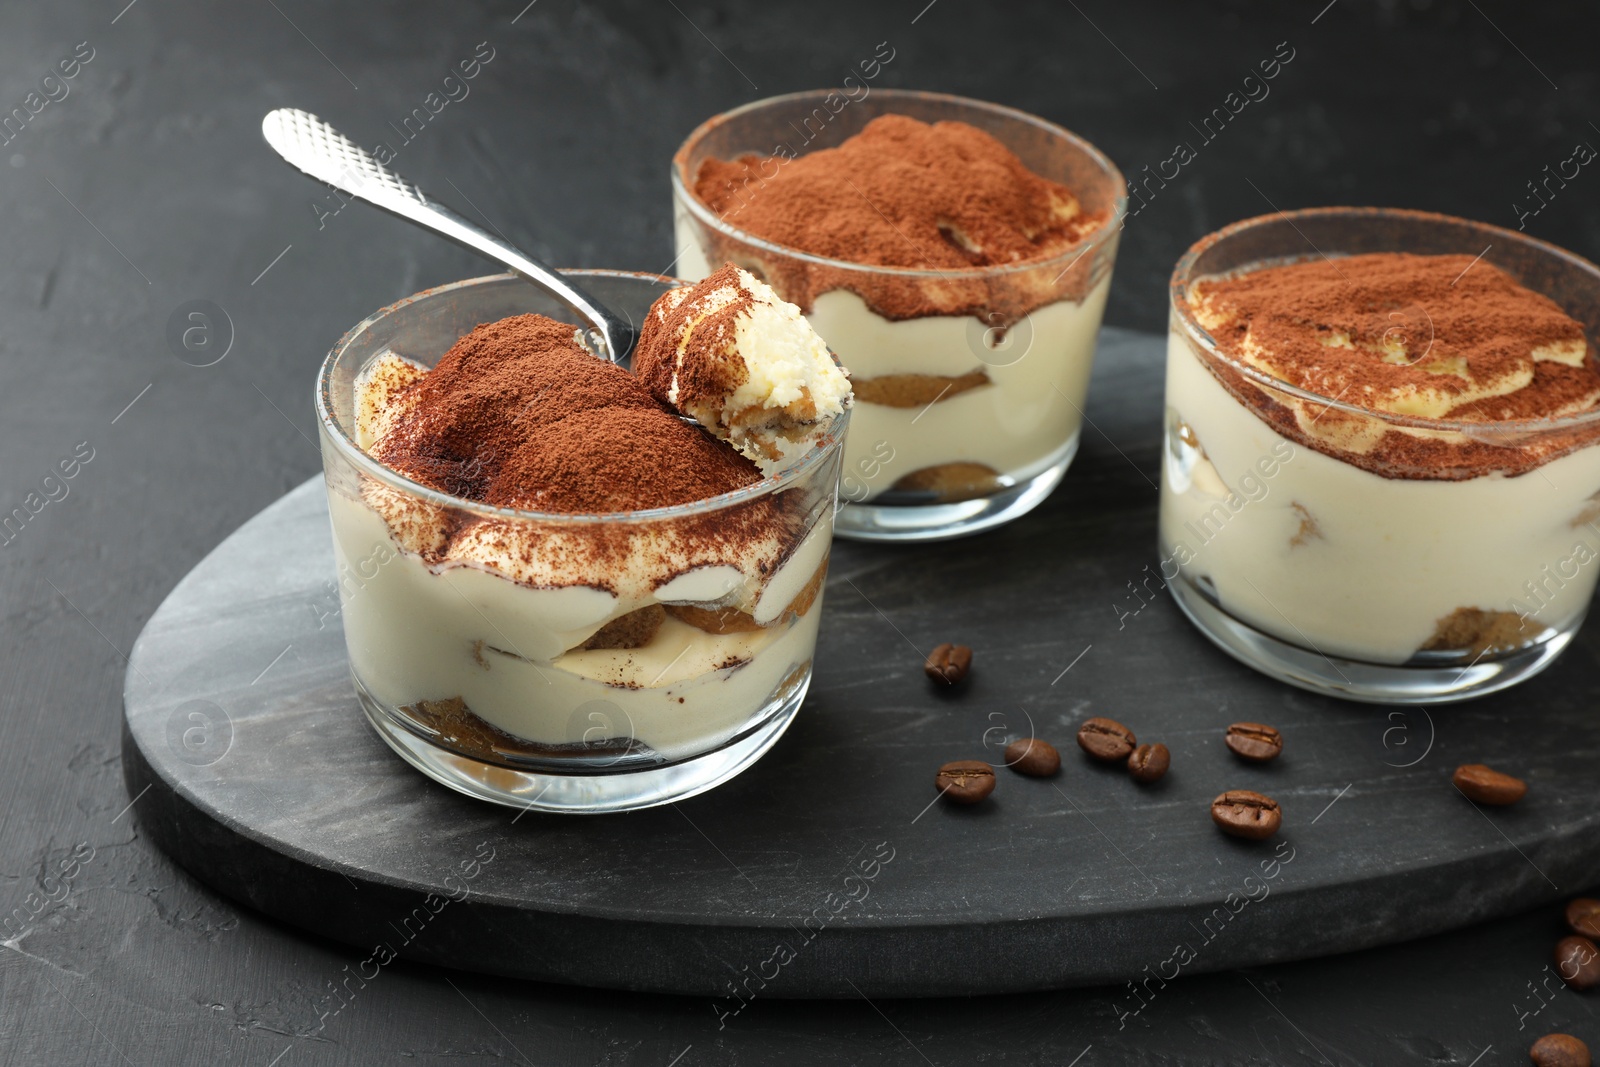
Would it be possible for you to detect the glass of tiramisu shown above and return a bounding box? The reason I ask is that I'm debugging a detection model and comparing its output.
[1163,207,1600,702]
[673,89,1125,541]
[316,269,850,811]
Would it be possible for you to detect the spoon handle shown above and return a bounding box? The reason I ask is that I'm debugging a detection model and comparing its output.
[260,107,635,361]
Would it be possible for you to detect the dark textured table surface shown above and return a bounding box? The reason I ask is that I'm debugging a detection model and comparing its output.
[5,0,1600,1063]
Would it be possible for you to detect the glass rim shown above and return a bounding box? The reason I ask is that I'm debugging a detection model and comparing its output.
[315,269,850,525]
[671,87,1128,280]
[1169,205,1600,436]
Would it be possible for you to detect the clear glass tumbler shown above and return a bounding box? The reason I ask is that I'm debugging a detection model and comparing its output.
[316,271,848,811]
[1162,208,1600,703]
[672,89,1125,542]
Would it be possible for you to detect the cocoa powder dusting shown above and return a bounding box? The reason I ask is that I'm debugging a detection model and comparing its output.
[373,313,760,512]
[1186,253,1600,479]
[489,405,759,512]
[686,114,1115,322]
[632,264,755,413]
[1194,254,1593,418]
[695,115,1102,270]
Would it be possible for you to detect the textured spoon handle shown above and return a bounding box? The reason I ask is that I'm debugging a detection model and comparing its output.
[260,107,634,360]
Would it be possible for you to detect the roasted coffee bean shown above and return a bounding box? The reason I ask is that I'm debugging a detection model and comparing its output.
[1555,934,1600,991]
[1453,763,1528,805]
[1127,743,1170,783]
[924,643,973,686]
[1225,722,1283,762]
[1004,738,1060,778]
[1211,789,1282,840]
[1530,1033,1592,1067]
[1076,717,1136,762]
[935,760,995,804]
[1567,898,1600,939]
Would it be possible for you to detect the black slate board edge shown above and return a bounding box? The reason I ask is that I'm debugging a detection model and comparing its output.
[124,707,1595,999]
[122,590,1595,933]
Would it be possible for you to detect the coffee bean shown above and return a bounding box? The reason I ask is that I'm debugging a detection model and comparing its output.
[1225,722,1283,762]
[1004,738,1059,778]
[924,643,973,686]
[1076,717,1136,763]
[1567,898,1600,939]
[1453,763,1528,805]
[1530,1034,1592,1067]
[1211,790,1282,840]
[935,760,995,804]
[1127,743,1170,783]
[1554,934,1600,991]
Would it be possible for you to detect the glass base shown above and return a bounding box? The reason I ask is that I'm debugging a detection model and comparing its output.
[1167,573,1579,704]
[354,669,810,813]
[833,434,1078,543]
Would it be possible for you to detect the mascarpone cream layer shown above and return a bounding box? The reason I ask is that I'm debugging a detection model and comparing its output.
[329,490,824,757]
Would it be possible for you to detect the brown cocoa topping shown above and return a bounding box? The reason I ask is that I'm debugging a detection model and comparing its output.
[1185,253,1600,479]
[1194,255,1589,417]
[374,313,760,513]
[687,115,1112,322]
[633,264,755,417]
[695,115,1102,271]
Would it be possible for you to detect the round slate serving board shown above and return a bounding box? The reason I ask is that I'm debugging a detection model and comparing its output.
[122,327,1600,998]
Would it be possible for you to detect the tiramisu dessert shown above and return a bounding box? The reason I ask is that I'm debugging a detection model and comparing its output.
[675,103,1122,534]
[1162,250,1600,669]
[326,271,849,767]
[633,262,851,461]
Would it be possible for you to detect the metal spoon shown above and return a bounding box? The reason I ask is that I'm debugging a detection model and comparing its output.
[260,107,637,362]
